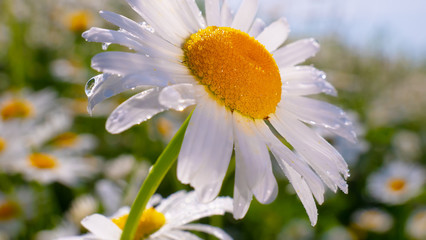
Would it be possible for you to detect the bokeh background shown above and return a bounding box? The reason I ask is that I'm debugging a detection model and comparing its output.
[0,0,425,239]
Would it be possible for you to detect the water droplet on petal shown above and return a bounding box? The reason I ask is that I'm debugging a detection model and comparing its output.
[85,76,100,96]
[102,42,111,50]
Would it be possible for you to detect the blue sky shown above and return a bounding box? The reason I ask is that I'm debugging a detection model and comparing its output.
[244,0,426,62]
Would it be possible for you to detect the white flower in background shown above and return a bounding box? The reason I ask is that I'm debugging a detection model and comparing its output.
[321,226,355,240]
[9,151,98,186]
[0,188,34,238]
[61,191,233,240]
[99,157,151,214]
[392,130,422,161]
[277,219,313,240]
[0,89,56,125]
[351,208,393,233]
[0,123,28,171]
[35,195,99,240]
[66,195,99,227]
[48,131,98,154]
[367,161,424,205]
[36,221,79,240]
[49,59,88,83]
[103,155,138,181]
[148,112,185,143]
[0,89,73,148]
[84,0,355,225]
[406,207,426,240]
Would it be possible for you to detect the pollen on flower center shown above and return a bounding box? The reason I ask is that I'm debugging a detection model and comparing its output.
[1,99,33,121]
[52,132,78,147]
[112,208,166,239]
[388,178,406,192]
[28,153,58,169]
[183,26,281,119]
[0,137,6,153]
[0,201,20,221]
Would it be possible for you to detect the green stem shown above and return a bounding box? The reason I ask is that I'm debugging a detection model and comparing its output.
[120,111,193,240]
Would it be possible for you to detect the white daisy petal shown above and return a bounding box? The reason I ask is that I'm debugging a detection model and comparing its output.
[177,100,210,184]
[274,38,320,68]
[161,230,202,240]
[255,120,325,204]
[87,72,173,114]
[248,18,266,38]
[282,66,337,96]
[106,88,167,134]
[91,52,187,76]
[178,224,232,240]
[174,0,206,32]
[205,0,221,27]
[252,164,278,204]
[282,96,356,142]
[83,27,145,52]
[99,11,181,56]
[233,113,269,190]
[178,97,233,202]
[155,191,187,213]
[281,162,318,226]
[159,84,197,111]
[165,195,233,228]
[126,0,192,45]
[233,140,253,219]
[256,18,289,52]
[190,104,233,202]
[184,0,207,29]
[270,113,348,193]
[220,0,233,27]
[231,0,259,32]
[81,214,122,240]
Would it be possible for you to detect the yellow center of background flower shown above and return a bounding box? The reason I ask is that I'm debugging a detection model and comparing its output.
[0,201,20,221]
[0,138,6,153]
[388,178,406,192]
[112,208,166,240]
[183,26,281,119]
[52,132,78,148]
[28,153,58,169]
[1,99,33,121]
[68,10,92,33]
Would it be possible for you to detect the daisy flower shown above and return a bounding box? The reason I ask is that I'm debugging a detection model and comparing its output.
[0,188,34,238]
[0,89,73,149]
[367,161,424,205]
[406,207,426,240]
[351,208,393,233]
[84,0,355,224]
[0,89,57,126]
[48,131,98,154]
[321,226,355,240]
[9,151,98,186]
[61,191,233,240]
[0,123,28,171]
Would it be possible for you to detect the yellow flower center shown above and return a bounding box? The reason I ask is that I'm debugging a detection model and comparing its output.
[68,10,92,32]
[1,99,33,121]
[112,208,166,240]
[0,201,20,221]
[388,178,406,192]
[0,137,6,153]
[28,153,58,169]
[183,26,281,119]
[52,132,78,148]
